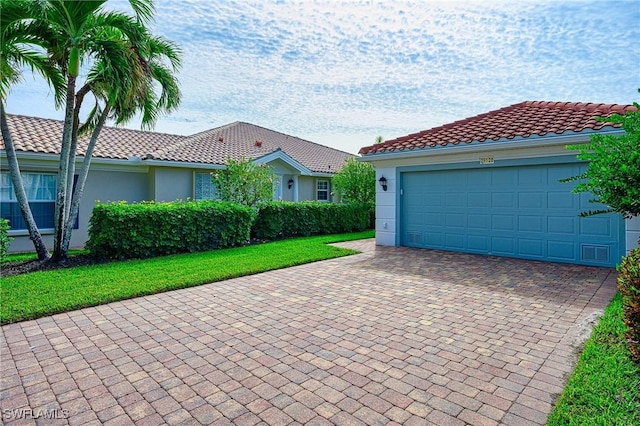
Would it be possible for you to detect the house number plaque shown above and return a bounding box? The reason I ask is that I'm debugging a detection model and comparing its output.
[479,157,494,164]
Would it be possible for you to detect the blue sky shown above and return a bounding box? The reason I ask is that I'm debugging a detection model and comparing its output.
[5,0,640,154]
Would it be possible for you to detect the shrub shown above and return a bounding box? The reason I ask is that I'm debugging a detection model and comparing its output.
[252,201,371,240]
[211,158,276,207]
[87,200,256,260]
[0,219,13,262]
[617,247,640,363]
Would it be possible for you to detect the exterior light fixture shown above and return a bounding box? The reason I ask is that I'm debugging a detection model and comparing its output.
[378,176,388,191]
[288,179,294,189]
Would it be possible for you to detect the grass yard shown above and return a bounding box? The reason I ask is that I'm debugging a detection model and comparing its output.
[0,231,373,325]
[547,293,640,425]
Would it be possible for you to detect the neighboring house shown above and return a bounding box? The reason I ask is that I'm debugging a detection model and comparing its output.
[359,101,639,268]
[1,115,353,252]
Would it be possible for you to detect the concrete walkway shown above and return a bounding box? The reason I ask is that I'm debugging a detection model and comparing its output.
[1,240,617,425]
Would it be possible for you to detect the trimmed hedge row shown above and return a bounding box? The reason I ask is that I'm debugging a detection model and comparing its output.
[252,201,372,240]
[87,201,255,259]
[0,219,12,262]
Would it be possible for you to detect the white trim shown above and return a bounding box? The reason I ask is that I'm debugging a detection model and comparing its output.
[316,178,330,202]
[253,149,313,175]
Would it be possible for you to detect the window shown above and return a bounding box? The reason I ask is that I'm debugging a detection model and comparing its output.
[1,172,56,230]
[317,179,329,201]
[195,172,218,200]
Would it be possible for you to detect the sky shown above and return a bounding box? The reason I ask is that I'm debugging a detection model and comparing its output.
[5,0,640,154]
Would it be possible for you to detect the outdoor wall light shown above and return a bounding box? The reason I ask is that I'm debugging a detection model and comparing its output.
[288,179,294,189]
[378,176,388,191]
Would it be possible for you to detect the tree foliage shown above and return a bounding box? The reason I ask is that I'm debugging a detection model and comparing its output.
[564,103,640,218]
[331,157,376,206]
[0,0,182,262]
[211,158,276,208]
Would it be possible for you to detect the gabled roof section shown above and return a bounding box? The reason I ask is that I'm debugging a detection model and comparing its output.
[359,101,637,155]
[1,114,185,159]
[147,121,352,173]
[253,149,313,175]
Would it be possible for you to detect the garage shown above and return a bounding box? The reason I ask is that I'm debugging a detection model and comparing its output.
[400,161,624,267]
[359,101,637,267]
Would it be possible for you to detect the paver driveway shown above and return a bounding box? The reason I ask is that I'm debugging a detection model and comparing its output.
[1,240,617,426]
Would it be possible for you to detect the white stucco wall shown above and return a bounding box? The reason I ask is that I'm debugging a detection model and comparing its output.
[374,167,397,246]
[150,167,193,202]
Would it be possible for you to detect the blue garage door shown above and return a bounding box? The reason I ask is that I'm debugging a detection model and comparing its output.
[400,163,624,267]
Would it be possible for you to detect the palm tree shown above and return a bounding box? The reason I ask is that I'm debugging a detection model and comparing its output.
[60,29,182,254]
[0,0,64,260]
[1,0,182,262]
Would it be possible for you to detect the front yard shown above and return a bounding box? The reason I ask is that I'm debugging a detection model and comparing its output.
[0,231,373,325]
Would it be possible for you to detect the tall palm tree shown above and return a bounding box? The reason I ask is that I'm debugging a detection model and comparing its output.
[1,0,182,262]
[0,0,64,260]
[60,29,182,254]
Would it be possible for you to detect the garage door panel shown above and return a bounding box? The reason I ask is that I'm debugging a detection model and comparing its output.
[492,192,515,208]
[519,192,544,208]
[492,215,514,231]
[446,213,466,228]
[401,164,623,267]
[518,168,545,185]
[548,192,575,209]
[518,215,543,232]
[424,232,443,246]
[580,216,611,236]
[468,235,489,251]
[445,192,466,207]
[492,237,515,254]
[445,233,464,248]
[548,240,576,260]
[468,192,490,207]
[548,216,575,234]
[519,239,544,257]
[468,214,489,230]
[467,169,492,185]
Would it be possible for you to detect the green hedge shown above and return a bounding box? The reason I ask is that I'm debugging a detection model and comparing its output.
[0,218,12,262]
[87,200,256,259]
[252,201,372,240]
[618,247,640,364]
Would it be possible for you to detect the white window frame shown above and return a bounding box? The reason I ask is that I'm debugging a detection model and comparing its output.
[316,179,330,202]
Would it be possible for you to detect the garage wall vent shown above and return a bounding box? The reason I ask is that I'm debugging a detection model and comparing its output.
[581,244,609,263]
[406,232,422,244]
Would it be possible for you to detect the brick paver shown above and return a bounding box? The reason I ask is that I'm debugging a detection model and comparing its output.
[1,239,617,425]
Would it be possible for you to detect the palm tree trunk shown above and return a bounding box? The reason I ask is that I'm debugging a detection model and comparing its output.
[62,105,110,254]
[0,102,51,261]
[52,75,77,263]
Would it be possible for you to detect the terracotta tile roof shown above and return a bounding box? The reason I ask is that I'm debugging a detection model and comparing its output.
[2,114,185,159]
[148,121,353,173]
[1,115,352,173]
[359,101,637,155]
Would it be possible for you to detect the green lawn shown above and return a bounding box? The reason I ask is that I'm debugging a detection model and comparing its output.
[0,231,374,325]
[547,293,640,425]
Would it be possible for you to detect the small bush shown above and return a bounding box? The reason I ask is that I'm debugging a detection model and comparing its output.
[252,201,372,240]
[0,219,13,262]
[87,200,256,260]
[617,247,640,363]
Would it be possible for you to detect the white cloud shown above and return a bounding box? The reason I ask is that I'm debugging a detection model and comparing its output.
[5,0,639,154]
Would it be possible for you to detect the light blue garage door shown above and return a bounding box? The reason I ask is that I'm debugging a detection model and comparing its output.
[400,162,624,267]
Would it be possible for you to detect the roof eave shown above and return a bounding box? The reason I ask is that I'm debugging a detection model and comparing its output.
[358,128,625,162]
